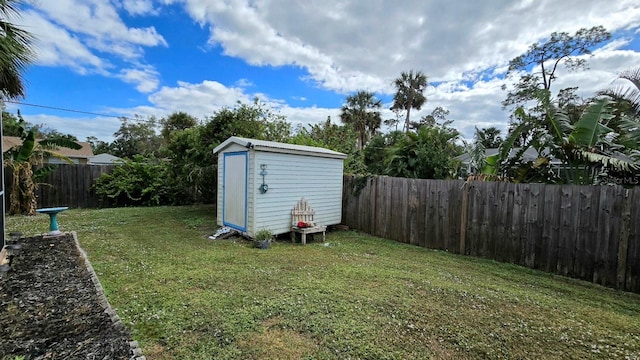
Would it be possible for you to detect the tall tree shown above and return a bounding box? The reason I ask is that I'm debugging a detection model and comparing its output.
[410,106,449,130]
[290,117,364,174]
[160,111,198,140]
[110,115,162,159]
[474,126,503,148]
[339,90,382,150]
[163,100,291,204]
[502,26,611,110]
[0,0,34,100]
[391,70,428,133]
[2,109,30,136]
[86,136,112,155]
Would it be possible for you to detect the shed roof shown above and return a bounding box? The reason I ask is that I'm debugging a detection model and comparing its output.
[213,136,348,159]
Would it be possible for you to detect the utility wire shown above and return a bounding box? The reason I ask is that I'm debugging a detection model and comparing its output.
[4,100,156,123]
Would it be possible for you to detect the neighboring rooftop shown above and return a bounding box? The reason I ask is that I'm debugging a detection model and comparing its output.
[89,153,123,165]
[455,147,562,164]
[2,136,94,160]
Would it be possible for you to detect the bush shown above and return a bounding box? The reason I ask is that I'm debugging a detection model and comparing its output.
[93,155,174,207]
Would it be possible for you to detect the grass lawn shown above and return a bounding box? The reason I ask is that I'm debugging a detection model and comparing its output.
[7,205,640,359]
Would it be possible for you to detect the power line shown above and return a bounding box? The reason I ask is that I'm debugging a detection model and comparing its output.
[4,100,156,123]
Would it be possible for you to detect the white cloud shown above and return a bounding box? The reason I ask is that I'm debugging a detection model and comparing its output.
[16,0,640,145]
[108,79,341,134]
[142,80,253,117]
[31,0,167,48]
[20,10,108,74]
[22,0,166,88]
[235,78,253,88]
[118,67,161,93]
[20,114,122,143]
[176,0,640,96]
[121,0,159,16]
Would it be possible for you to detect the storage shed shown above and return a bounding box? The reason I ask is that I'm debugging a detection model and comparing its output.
[213,136,347,238]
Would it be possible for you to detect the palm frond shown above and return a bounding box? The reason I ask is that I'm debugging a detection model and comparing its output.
[39,138,82,150]
[619,67,640,90]
[577,150,639,172]
[615,115,640,150]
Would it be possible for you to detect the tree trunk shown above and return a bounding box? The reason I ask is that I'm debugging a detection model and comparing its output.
[23,164,37,215]
[9,165,21,215]
[404,107,412,133]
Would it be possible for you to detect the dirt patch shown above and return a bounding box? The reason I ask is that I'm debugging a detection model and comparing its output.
[236,317,318,360]
[0,234,136,359]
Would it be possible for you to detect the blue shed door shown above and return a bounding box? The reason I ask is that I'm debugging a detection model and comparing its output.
[222,152,248,231]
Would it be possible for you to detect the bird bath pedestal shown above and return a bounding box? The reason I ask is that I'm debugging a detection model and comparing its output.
[36,207,69,235]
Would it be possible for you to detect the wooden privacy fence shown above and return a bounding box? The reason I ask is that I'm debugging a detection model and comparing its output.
[4,164,115,210]
[342,175,640,293]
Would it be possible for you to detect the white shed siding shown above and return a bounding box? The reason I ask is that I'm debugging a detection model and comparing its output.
[252,151,343,235]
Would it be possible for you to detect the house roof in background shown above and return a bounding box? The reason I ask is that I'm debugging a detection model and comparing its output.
[455,147,562,164]
[88,153,122,165]
[213,136,348,159]
[2,136,94,159]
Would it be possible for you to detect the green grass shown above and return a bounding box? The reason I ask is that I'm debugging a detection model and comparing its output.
[7,205,640,359]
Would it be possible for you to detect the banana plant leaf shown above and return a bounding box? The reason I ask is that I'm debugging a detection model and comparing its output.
[569,98,614,147]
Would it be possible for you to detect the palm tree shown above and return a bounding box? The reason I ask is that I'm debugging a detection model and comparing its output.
[598,67,640,152]
[474,126,503,148]
[0,0,34,100]
[391,70,428,133]
[339,91,382,150]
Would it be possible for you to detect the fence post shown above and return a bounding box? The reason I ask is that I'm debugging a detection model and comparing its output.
[616,188,632,290]
[459,182,469,255]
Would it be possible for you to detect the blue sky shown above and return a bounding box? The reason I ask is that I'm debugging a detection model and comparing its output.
[6,0,640,143]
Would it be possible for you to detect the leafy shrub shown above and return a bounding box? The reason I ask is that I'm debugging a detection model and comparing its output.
[93,155,174,207]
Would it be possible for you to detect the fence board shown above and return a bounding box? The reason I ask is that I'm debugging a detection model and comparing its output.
[594,186,623,288]
[575,187,597,281]
[540,185,559,273]
[382,176,393,240]
[626,188,640,291]
[446,181,462,252]
[557,186,574,277]
[508,183,523,264]
[416,180,427,248]
[459,183,470,255]
[467,183,481,257]
[523,184,542,268]
[408,179,419,246]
